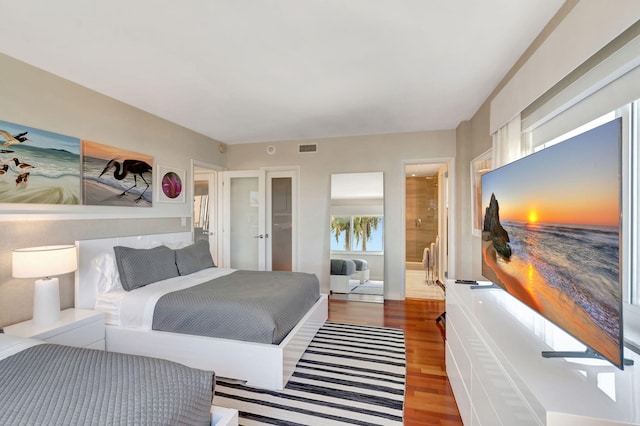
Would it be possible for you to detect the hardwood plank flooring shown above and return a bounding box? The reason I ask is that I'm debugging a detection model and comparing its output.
[328,297,463,426]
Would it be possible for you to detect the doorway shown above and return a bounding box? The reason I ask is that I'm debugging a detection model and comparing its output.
[221,168,298,271]
[192,161,221,265]
[404,162,447,300]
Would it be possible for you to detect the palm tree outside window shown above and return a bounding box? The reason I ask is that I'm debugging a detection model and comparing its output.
[331,215,383,252]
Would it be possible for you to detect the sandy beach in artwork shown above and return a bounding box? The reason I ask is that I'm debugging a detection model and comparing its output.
[84,179,151,207]
[482,240,620,363]
[0,174,80,204]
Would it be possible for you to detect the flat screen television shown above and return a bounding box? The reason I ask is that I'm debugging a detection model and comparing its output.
[481,117,624,369]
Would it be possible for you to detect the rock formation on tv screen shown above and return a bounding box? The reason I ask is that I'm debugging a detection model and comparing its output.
[483,193,511,259]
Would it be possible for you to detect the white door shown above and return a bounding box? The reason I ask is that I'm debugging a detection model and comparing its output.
[222,169,297,271]
[222,170,266,270]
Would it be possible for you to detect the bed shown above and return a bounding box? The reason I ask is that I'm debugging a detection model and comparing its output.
[75,232,328,390]
[0,333,214,425]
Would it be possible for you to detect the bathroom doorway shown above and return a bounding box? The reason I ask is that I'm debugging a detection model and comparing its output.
[404,162,446,300]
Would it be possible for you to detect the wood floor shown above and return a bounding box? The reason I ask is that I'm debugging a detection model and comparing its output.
[328,297,463,426]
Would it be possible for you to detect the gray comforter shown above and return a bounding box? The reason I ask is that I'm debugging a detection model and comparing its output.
[152,270,320,344]
[0,344,214,426]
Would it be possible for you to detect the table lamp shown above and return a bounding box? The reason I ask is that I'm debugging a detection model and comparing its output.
[12,245,78,326]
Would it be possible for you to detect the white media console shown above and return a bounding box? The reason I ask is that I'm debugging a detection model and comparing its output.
[446,280,640,425]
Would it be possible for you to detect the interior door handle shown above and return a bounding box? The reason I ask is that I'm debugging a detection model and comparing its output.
[254,234,264,239]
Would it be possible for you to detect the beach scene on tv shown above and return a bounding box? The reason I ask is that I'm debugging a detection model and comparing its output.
[481,118,622,367]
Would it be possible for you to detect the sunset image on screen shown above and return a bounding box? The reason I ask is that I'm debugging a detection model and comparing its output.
[481,118,623,368]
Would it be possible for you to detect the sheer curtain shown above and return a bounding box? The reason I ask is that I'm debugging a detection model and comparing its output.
[491,114,529,168]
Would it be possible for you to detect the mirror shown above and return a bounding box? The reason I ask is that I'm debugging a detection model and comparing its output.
[329,172,384,303]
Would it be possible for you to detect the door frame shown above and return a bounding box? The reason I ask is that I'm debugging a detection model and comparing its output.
[191,160,224,265]
[401,157,456,296]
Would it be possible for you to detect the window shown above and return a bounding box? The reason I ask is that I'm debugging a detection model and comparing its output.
[330,215,384,253]
[515,23,640,352]
[330,216,351,252]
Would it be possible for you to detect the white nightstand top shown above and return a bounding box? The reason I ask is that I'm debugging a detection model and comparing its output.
[5,308,104,340]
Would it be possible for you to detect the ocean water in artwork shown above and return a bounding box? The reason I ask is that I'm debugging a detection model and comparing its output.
[0,121,81,204]
[501,220,620,341]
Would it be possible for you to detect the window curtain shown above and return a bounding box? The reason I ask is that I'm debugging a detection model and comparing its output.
[491,114,528,168]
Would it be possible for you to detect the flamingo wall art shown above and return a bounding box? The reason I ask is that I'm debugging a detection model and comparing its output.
[156,165,185,203]
[82,140,153,207]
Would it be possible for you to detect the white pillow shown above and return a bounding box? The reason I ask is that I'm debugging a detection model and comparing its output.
[95,253,123,294]
[164,240,191,250]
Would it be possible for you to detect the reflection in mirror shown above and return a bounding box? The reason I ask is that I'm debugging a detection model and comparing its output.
[329,172,384,303]
[194,180,209,242]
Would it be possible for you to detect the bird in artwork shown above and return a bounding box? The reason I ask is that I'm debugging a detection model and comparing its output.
[0,163,9,181]
[98,158,152,202]
[0,130,31,146]
[15,172,30,187]
[9,157,34,172]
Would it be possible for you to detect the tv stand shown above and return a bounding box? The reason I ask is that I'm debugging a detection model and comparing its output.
[542,348,635,366]
[446,280,640,425]
[469,283,500,290]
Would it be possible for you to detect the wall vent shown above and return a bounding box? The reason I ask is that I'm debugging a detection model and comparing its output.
[298,143,317,153]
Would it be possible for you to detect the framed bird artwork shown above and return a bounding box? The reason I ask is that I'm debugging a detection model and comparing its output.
[156,165,185,204]
[0,119,81,205]
[82,140,153,207]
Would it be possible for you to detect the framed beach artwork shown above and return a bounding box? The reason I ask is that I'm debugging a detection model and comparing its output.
[156,165,185,203]
[82,140,153,207]
[0,119,81,205]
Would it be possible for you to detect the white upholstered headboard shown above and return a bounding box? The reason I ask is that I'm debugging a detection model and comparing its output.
[74,232,193,310]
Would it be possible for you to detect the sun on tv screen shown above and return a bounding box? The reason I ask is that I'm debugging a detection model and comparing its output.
[481,117,624,369]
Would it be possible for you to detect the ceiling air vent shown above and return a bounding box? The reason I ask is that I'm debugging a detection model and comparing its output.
[298,143,317,153]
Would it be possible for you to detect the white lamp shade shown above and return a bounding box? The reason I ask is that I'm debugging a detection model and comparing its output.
[12,245,78,279]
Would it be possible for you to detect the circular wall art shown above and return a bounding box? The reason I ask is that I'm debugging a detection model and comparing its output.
[157,165,186,203]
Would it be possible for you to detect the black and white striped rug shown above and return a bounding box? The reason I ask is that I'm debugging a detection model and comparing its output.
[213,321,406,425]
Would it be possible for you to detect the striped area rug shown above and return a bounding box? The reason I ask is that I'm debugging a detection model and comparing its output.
[213,321,406,425]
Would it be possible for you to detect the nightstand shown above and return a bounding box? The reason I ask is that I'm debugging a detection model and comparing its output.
[4,308,105,350]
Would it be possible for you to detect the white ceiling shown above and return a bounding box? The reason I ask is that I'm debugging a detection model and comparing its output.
[0,1,564,145]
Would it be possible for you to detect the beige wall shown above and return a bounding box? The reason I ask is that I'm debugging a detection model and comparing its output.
[225,131,456,299]
[0,53,225,326]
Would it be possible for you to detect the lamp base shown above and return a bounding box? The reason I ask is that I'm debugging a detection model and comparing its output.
[33,277,61,326]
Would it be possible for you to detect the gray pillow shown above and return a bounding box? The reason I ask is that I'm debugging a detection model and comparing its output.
[113,245,179,291]
[175,239,216,275]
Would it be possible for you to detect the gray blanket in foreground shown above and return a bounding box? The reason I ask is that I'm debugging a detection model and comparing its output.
[153,270,320,344]
[0,344,214,426]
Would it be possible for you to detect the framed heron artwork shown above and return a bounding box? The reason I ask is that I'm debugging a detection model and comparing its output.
[82,140,153,207]
[0,119,81,205]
